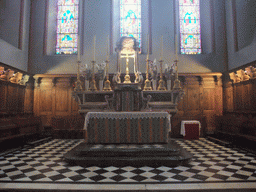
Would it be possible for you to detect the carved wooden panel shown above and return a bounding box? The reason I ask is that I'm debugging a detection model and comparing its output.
[223,84,233,112]
[186,88,200,111]
[234,84,243,111]
[24,85,34,113]
[201,88,215,110]
[0,82,7,113]
[243,84,251,110]
[55,88,69,112]
[7,85,18,113]
[55,78,70,116]
[39,89,53,114]
[214,86,223,115]
[252,81,256,111]
[223,77,256,113]
[17,86,25,113]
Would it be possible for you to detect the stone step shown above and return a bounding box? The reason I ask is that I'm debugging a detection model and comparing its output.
[77,143,180,157]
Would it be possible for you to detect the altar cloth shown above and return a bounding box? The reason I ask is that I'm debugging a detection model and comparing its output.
[84,112,171,144]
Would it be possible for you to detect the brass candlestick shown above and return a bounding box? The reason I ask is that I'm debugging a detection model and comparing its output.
[103,59,112,91]
[89,60,97,91]
[74,60,83,91]
[173,59,181,89]
[144,59,152,90]
[157,60,166,90]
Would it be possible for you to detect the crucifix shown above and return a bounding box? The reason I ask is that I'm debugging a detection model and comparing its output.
[120,52,135,83]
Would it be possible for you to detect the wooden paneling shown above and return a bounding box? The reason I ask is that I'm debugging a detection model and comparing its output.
[172,74,222,136]
[224,78,256,113]
[7,85,19,113]
[234,84,243,111]
[40,89,53,113]
[0,82,7,113]
[223,82,233,112]
[55,78,70,116]
[34,73,223,135]
[34,75,79,127]
[24,84,34,113]
[0,80,31,115]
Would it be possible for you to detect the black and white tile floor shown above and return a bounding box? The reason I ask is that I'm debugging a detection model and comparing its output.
[0,138,256,191]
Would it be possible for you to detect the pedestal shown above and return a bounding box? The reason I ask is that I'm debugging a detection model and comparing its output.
[114,83,142,111]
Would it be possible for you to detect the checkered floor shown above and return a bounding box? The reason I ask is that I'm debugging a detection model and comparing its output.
[0,138,256,184]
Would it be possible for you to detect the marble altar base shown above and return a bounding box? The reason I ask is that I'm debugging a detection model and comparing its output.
[63,139,193,167]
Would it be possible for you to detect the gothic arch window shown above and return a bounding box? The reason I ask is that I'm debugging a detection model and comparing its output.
[120,0,142,50]
[56,0,79,54]
[179,0,201,54]
[112,0,150,55]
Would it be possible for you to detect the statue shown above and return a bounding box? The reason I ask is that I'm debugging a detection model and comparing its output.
[96,62,106,80]
[150,59,158,90]
[135,71,143,84]
[164,63,176,90]
[81,64,92,90]
[96,62,106,91]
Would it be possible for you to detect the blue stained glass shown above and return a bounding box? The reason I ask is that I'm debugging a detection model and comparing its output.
[56,0,79,54]
[179,0,201,54]
[120,0,142,48]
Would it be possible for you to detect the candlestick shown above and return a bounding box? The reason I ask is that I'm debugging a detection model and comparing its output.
[93,35,96,61]
[143,34,152,90]
[89,60,97,91]
[173,34,181,90]
[77,35,81,61]
[157,60,166,91]
[103,59,112,91]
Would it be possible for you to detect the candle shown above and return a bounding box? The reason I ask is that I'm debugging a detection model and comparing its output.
[93,35,96,61]
[147,34,149,60]
[160,35,163,60]
[77,35,81,61]
[175,34,178,60]
[106,35,109,60]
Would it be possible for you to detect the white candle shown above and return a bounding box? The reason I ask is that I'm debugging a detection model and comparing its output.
[93,36,96,61]
[77,35,81,61]
[160,35,163,60]
[147,34,149,60]
[106,35,109,60]
[175,34,178,60]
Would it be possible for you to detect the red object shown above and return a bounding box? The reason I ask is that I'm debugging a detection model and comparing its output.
[183,123,200,140]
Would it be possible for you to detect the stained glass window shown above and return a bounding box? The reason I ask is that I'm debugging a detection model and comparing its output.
[120,0,142,49]
[179,0,201,54]
[56,0,79,54]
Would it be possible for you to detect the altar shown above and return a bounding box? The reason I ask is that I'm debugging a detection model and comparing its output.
[84,111,171,144]
[64,36,191,166]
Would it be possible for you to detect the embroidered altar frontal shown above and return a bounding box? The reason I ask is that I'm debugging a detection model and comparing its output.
[84,112,171,144]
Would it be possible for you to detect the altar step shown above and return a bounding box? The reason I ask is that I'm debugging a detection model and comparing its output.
[63,139,193,167]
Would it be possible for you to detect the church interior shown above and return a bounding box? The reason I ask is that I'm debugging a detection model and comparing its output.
[1,0,256,191]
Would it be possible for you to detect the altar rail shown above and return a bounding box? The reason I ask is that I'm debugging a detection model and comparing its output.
[33,72,222,136]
